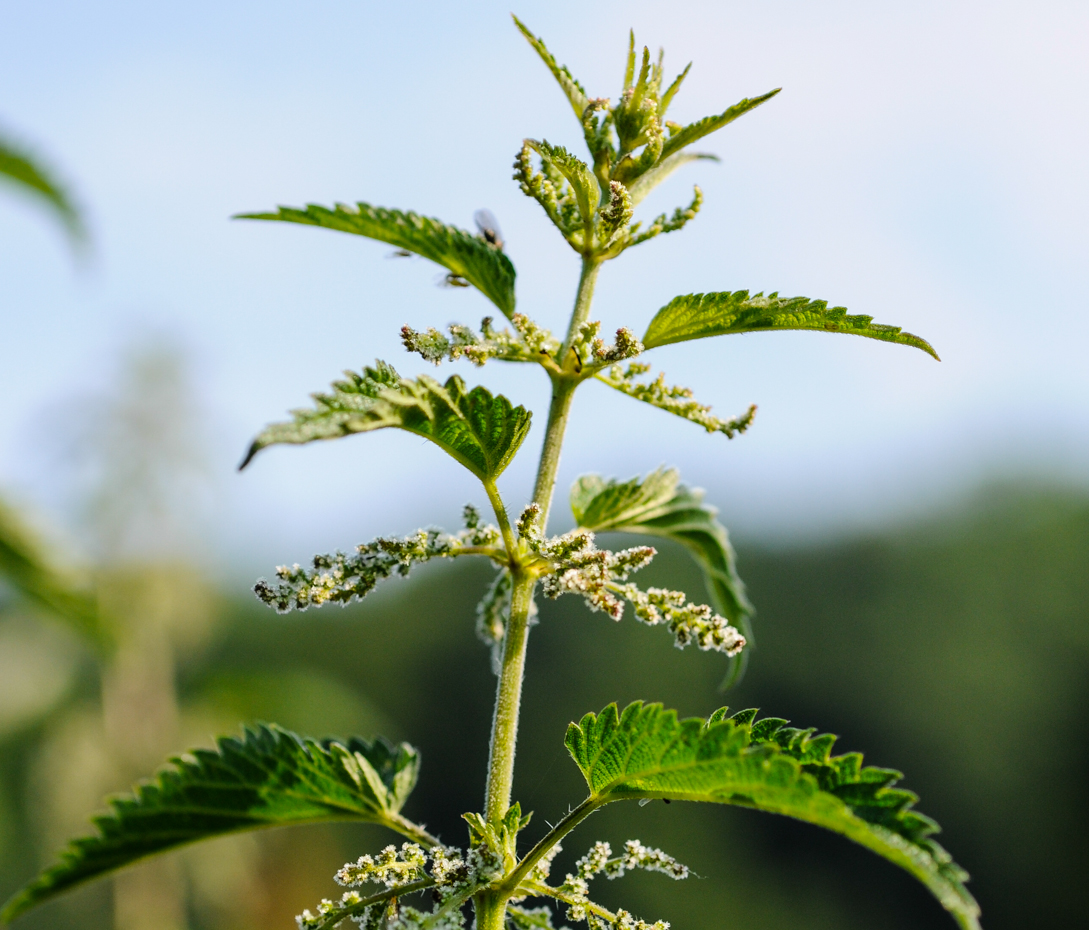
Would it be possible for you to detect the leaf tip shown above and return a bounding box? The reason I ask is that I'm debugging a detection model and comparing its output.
[238,442,260,471]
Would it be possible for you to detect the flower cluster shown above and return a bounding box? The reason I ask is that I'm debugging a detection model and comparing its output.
[401,314,560,367]
[627,186,703,248]
[617,585,746,656]
[568,320,644,371]
[519,506,745,656]
[297,843,476,930]
[335,843,428,889]
[596,180,633,244]
[598,363,757,438]
[544,840,686,929]
[597,840,689,881]
[596,909,670,930]
[256,509,503,613]
[565,840,687,889]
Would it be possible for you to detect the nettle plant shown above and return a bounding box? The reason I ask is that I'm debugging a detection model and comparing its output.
[2,18,981,930]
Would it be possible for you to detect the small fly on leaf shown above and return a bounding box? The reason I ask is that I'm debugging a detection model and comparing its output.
[388,248,413,258]
[474,209,504,251]
[440,273,471,288]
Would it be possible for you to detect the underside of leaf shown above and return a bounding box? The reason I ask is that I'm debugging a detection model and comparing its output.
[235,202,516,318]
[1,726,423,923]
[565,702,980,930]
[240,362,532,482]
[644,290,939,359]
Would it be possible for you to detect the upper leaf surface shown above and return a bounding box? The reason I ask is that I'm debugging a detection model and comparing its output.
[571,468,752,624]
[643,290,939,359]
[240,362,532,482]
[659,90,780,161]
[565,702,980,930]
[236,202,516,318]
[1,725,420,923]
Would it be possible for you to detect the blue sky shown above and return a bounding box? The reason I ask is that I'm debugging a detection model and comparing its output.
[2,0,1087,574]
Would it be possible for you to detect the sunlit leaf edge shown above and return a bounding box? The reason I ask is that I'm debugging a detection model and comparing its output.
[564,702,979,930]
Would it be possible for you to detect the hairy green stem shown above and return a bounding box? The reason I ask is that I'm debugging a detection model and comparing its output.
[529,381,576,532]
[478,257,602,930]
[534,256,601,529]
[561,257,602,362]
[484,570,536,823]
[484,479,518,559]
[474,891,509,930]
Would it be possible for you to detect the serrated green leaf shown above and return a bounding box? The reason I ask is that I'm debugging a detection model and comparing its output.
[659,89,780,161]
[235,202,516,318]
[0,499,102,648]
[571,468,752,625]
[658,62,691,119]
[527,141,601,228]
[0,135,84,244]
[565,702,980,930]
[240,361,531,482]
[643,290,940,359]
[1,725,425,923]
[512,16,589,121]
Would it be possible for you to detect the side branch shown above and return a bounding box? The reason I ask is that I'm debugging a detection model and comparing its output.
[501,796,599,895]
[308,878,436,930]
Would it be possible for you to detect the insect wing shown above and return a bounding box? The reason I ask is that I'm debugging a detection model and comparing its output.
[473,209,504,250]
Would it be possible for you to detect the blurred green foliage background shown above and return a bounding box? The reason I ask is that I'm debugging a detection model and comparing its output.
[2,470,1085,929]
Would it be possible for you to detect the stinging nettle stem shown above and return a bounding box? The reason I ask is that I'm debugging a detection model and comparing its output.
[534,257,601,529]
[482,255,601,833]
[484,569,536,823]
